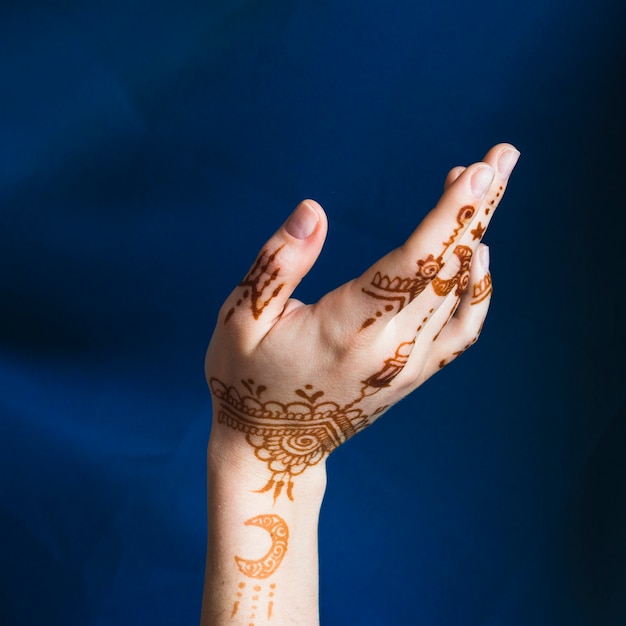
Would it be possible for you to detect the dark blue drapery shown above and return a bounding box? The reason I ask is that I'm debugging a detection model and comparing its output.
[1,1,625,624]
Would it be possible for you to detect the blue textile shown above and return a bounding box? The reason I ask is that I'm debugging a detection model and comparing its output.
[1,1,625,624]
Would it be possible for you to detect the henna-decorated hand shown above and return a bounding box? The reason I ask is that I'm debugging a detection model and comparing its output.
[205,143,519,501]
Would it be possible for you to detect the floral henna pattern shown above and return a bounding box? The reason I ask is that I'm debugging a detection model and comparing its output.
[360,205,475,330]
[210,378,370,500]
[225,246,285,323]
[210,342,414,500]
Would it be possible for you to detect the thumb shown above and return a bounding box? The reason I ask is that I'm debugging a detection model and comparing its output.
[221,199,328,329]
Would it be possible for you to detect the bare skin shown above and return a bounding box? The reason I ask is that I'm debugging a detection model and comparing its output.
[201,143,520,625]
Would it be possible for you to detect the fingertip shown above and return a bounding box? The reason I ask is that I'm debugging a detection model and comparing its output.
[285,200,322,239]
[444,166,467,190]
[477,243,490,273]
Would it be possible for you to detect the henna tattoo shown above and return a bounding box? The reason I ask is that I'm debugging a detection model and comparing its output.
[430,245,472,341]
[225,246,285,323]
[235,514,289,579]
[440,205,476,255]
[360,341,413,395]
[230,516,286,623]
[485,185,503,216]
[231,581,277,624]
[211,378,369,500]
[360,206,475,329]
[210,340,416,500]
[470,273,492,305]
[416,307,435,332]
[231,582,245,618]
[437,328,481,368]
[431,245,472,298]
[470,222,486,240]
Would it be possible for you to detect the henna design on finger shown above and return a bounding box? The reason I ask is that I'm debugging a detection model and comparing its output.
[431,245,472,341]
[438,335,479,369]
[438,321,484,368]
[485,186,503,216]
[470,273,492,305]
[470,222,486,240]
[360,206,475,330]
[360,341,413,396]
[225,246,285,323]
[431,245,473,297]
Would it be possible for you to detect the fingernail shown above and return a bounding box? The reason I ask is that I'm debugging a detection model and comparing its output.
[479,244,490,271]
[471,165,495,198]
[285,201,319,239]
[497,148,520,180]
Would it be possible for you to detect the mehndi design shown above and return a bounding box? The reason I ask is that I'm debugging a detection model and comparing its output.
[211,378,368,500]
[225,246,285,323]
[470,273,492,305]
[234,514,289,579]
[360,205,475,329]
[210,342,416,500]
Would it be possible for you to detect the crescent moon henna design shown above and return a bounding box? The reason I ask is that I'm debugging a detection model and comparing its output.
[234,514,290,579]
[431,245,473,342]
[210,378,371,500]
[225,246,286,324]
[431,245,473,297]
[360,205,476,330]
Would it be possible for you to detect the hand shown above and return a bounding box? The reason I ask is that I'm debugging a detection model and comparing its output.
[205,143,519,502]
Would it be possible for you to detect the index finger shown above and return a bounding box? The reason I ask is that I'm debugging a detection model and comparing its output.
[354,143,519,332]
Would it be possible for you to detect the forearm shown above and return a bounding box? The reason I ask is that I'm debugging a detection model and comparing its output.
[201,423,327,626]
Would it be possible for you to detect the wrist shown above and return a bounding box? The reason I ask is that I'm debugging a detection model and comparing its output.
[203,416,326,626]
[208,404,328,507]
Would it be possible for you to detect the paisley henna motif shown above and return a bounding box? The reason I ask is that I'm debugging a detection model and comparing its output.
[225,246,285,323]
[210,340,417,500]
[210,378,369,500]
[360,206,475,329]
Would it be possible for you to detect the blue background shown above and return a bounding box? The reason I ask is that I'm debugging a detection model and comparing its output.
[1,1,625,624]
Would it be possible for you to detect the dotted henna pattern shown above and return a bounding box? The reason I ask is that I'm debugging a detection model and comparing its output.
[231,581,277,624]
[360,205,475,329]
